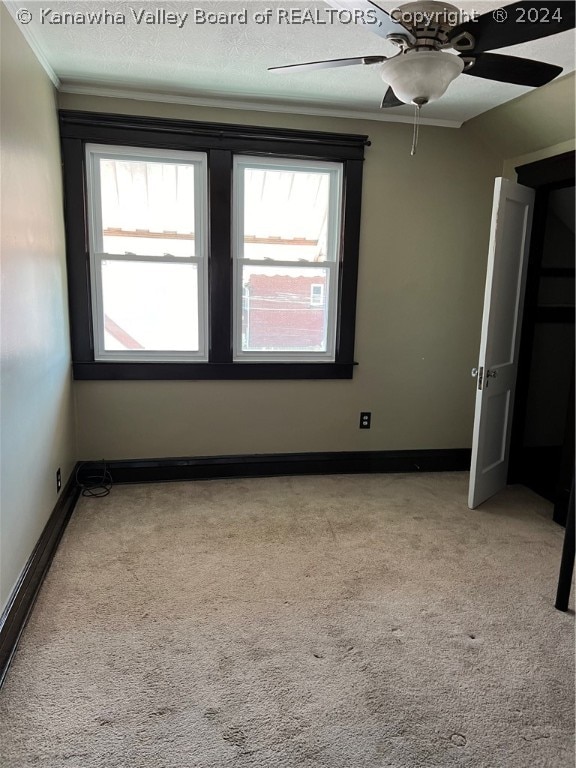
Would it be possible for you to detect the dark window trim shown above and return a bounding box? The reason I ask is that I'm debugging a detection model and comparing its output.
[59,110,370,157]
[72,361,357,381]
[60,110,368,381]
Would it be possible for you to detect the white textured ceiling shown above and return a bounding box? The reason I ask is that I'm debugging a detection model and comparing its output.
[8,0,576,125]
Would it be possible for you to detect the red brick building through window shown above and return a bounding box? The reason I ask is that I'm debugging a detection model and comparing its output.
[243,273,327,351]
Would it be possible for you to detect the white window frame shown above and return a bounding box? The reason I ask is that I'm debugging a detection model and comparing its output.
[232,156,343,362]
[85,143,208,362]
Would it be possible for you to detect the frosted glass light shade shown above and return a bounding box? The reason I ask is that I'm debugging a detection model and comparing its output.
[380,51,464,105]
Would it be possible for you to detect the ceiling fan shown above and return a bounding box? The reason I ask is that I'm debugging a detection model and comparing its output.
[269,1,575,110]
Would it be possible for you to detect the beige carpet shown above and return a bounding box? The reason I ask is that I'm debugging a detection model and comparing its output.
[1,472,574,767]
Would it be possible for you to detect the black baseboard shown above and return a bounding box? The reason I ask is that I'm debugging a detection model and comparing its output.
[105,449,471,484]
[0,470,80,687]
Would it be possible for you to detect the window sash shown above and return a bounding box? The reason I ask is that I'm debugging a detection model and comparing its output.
[91,254,208,362]
[232,156,343,362]
[86,144,208,362]
[234,260,337,362]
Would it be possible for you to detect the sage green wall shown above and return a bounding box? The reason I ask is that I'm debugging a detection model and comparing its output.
[465,72,575,178]
[59,92,503,460]
[1,7,75,611]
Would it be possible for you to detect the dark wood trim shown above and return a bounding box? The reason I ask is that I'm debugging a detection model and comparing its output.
[516,151,575,188]
[208,149,233,363]
[61,137,93,363]
[59,110,370,158]
[105,449,472,484]
[337,159,363,363]
[0,469,80,687]
[72,361,356,380]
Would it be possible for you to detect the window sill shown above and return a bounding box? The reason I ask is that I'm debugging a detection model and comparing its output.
[72,361,357,380]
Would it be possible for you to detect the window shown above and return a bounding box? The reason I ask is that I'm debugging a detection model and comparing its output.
[86,145,208,361]
[233,157,341,361]
[60,111,367,380]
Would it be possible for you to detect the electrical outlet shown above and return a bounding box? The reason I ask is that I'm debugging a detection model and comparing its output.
[56,468,62,493]
[359,412,371,429]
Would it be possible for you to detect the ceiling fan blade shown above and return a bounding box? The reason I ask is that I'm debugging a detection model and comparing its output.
[269,55,386,74]
[324,0,416,43]
[381,87,404,108]
[449,1,575,53]
[462,52,563,87]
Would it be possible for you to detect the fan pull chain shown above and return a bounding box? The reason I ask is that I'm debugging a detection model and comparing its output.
[411,103,421,156]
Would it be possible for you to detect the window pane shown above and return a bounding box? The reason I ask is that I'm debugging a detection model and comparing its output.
[241,266,330,353]
[99,159,197,257]
[101,261,200,352]
[242,168,334,262]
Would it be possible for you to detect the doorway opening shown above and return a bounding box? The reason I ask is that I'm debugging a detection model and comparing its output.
[509,153,575,526]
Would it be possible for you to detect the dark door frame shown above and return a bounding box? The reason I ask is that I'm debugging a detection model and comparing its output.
[509,150,575,522]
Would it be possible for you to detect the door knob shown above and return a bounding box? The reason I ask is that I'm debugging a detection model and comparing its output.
[471,367,478,378]
[487,369,498,378]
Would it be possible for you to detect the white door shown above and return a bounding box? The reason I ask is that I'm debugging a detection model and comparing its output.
[468,178,535,509]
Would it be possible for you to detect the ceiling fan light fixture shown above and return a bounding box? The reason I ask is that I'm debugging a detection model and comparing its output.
[379,50,464,105]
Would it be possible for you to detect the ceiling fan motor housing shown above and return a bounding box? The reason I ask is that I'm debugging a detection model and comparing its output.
[392,1,468,49]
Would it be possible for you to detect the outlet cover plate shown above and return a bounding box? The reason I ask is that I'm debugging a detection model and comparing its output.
[359,412,371,429]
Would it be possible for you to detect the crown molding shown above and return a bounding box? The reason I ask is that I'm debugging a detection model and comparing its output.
[58,83,463,129]
[4,1,60,87]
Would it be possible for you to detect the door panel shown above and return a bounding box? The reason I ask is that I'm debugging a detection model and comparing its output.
[469,178,535,509]
[483,390,510,471]
[488,199,530,365]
